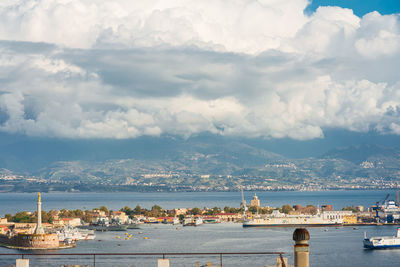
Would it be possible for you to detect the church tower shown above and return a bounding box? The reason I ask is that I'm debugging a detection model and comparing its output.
[251,193,260,207]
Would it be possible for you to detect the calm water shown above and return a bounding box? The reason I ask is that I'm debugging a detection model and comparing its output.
[0,190,396,216]
[0,190,399,266]
[0,224,400,266]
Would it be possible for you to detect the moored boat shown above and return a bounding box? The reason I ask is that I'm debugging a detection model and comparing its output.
[243,210,345,227]
[364,228,400,249]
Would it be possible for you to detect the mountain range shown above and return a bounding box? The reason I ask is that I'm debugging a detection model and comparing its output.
[0,131,399,191]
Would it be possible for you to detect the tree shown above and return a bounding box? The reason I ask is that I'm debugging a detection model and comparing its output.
[5,214,12,222]
[282,204,294,214]
[205,207,221,215]
[248,206,258,214]
[149,205,164,217]
[191,207,202,215]
[121,206,133,215]
[134,205,142,215]
[342,206,357,213]
[98,206,109,215]
[13,211,34,223]
[303,205,318,215]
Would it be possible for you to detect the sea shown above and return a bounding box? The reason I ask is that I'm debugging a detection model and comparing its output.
[0,190,399,267]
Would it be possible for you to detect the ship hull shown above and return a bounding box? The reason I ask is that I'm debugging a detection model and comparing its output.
[363,236,400,249]
[364,244,400,249]
[243,223,341,227]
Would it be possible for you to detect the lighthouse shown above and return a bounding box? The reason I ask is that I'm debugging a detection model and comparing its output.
[34,192,44,234]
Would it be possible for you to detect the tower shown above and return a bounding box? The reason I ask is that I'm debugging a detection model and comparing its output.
[34,192,44,234]
[251,193,260,207]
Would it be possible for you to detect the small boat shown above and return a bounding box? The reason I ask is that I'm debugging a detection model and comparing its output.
[183,217,203,227]
[364,227,400,249]
[172,217,180,225]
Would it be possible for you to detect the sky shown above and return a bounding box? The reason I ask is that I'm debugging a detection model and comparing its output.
[0,0,400,142]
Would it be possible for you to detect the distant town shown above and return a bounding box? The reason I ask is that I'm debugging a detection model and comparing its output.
[0,170,399,192]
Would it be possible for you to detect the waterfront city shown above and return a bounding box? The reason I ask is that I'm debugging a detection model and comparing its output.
[1,190,400,266]
[1,0,400,266]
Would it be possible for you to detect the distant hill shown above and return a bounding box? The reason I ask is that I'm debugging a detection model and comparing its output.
[321,144,400,164]
[0,132,400,191]
[0,133,283,173]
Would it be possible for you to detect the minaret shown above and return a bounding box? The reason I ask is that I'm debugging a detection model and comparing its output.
[34,192,44,234]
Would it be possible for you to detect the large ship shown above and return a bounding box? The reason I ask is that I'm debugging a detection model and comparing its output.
[57,226,96,242]
[364,228,400,249]
[78,218,128,231]
[243,210,350,227]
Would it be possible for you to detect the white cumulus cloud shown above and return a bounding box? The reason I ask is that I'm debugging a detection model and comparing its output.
[0,0,399,140]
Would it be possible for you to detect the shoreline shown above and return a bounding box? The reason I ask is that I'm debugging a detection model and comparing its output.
[0,242,75,250]
[0,188,397,194]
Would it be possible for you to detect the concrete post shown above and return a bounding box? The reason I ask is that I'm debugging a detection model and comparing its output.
[158,259,170,267]
[276,257,288,267]
[16,259,29,267]
[293,228,310,267]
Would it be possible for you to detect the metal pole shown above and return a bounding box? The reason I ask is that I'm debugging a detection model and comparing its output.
[280,253,286,267]
[163,253,165,259]
[93,254,96,267]
[220,253,222,267]
[22,254,24,259]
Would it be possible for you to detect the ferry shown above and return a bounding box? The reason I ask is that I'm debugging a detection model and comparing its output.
[363,228,400,249]
[243,210,348,227]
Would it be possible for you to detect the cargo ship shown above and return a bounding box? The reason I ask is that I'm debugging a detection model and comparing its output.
[363,228,400,249]
[243,210,350,227]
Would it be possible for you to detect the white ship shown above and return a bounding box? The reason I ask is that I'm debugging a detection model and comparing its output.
[377,200,400,223]
[183,217,203,226]
[57,226,96,242]
[363,228,400,249]
[243,210,350,227]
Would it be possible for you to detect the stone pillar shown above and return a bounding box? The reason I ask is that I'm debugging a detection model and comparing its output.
[293,228,310,267]
[276,257,288,267]
[34,192,44,234]
[158,259,170,267]
[16,259,29,267]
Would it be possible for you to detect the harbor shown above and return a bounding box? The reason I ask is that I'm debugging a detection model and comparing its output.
[1,223,400,266]
[2,190,400,266]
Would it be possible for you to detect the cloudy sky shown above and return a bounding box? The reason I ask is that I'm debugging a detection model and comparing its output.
[0,0,399,141]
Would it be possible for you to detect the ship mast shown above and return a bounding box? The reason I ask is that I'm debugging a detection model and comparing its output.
[34,192,44,234]
[240,188,248,216]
